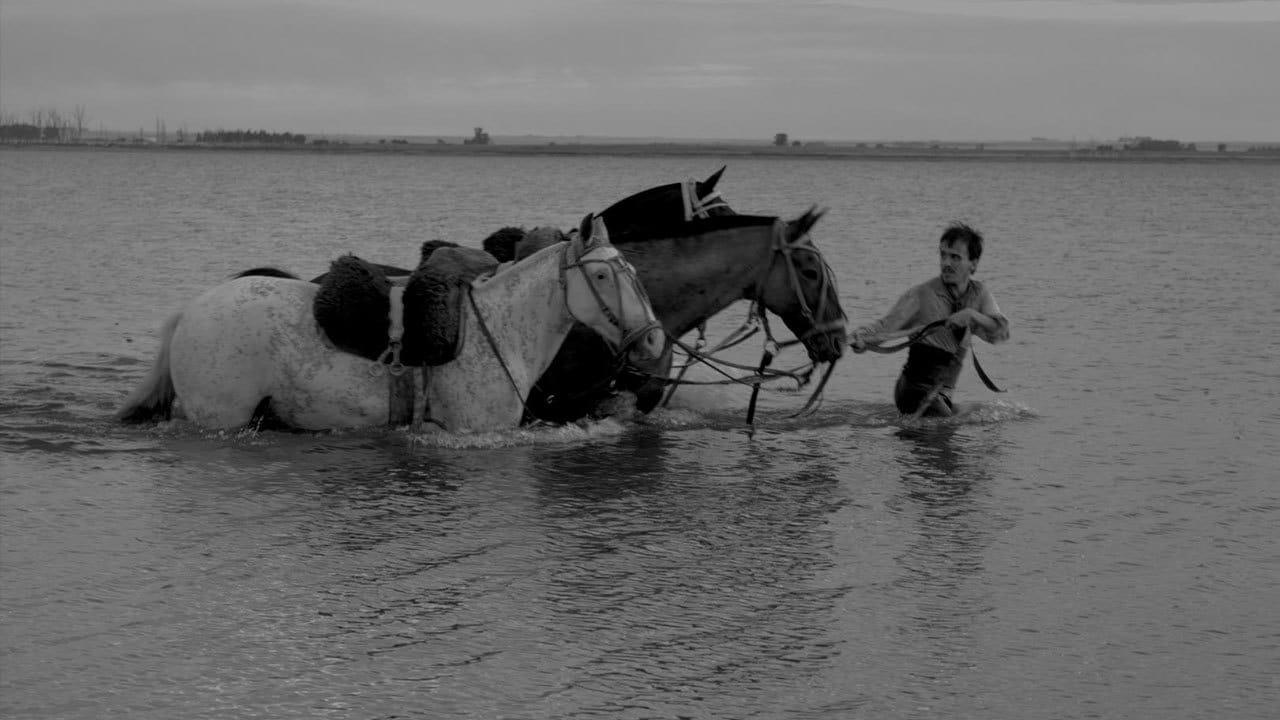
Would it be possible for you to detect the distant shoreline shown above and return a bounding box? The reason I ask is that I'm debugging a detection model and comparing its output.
[4,140,1278,163]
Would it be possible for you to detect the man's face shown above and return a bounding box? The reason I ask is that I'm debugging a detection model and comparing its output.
[939,239,976,289]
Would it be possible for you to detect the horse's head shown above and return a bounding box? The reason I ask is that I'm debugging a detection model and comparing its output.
[755,207,847,362]
[600,166,735,239]
[563,213,665,364]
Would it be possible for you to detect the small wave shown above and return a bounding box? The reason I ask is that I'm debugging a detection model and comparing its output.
[0,435,162,455]
[7,437,81,453]
[403,417,630,450]
[134,418,295,446]
[7,395,1039,456]
[897,398,1039,429]
[665,397,1040,433]
[0,399,67,415]
[949,398,1038,424]
[633,407,718,431]
[13,353,143,373]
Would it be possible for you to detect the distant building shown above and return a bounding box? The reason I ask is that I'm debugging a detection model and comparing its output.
[774,133,788,147]
[464,127,491,145]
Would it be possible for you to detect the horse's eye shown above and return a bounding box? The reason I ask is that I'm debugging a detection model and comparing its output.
[802,268,820,281]
[595,272,608,282]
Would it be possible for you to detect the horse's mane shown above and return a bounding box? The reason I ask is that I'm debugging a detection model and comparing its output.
[599,182,679,220]
[478,169,733,263]
[601,178,731,239]
[613,214,779,244]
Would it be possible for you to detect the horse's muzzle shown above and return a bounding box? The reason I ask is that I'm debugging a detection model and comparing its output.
[803,326,848,363]
[624,324,667,363]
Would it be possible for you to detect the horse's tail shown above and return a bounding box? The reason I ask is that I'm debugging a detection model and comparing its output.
[115,311,182,423]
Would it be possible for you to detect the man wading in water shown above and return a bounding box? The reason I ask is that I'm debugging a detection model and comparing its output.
[850,222,1010,417]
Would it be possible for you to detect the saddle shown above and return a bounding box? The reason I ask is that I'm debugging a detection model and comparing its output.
[314,244,499,367]
[480,225,568,263]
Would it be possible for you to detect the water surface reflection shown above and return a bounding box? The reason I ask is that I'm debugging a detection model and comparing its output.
[886,427,1015,705]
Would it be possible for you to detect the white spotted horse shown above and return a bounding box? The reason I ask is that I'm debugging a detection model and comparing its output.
[115,215,664,432]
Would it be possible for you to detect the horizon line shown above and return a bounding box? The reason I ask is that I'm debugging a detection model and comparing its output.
[29,127,1280,147]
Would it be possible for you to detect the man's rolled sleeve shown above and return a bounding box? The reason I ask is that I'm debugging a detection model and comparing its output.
[977,290,1010,344]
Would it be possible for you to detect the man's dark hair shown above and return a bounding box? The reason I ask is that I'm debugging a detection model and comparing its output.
[939,222,984,262]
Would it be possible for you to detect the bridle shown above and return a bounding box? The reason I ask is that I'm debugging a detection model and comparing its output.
[684,185,842,350]
[754,219,846,346]
[468,241,661,425]
[736,220,844,426]
[559,243,661,357]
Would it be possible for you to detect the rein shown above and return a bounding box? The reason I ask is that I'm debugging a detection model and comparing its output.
[855,319,1005,394]
[660,332,814,389]
[857,319,949,354]
[467,285,542,423]
[654,220,845,428]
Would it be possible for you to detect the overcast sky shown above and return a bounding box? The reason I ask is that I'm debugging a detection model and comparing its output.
[2,0,1277,142]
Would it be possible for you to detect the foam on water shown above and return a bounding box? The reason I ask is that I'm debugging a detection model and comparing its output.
[403,416,630,449]
[892,397,1040,429]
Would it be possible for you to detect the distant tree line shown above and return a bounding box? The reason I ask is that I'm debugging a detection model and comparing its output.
[1123,137,1197,152]
[0,105,89,142]
[0,123,44,141]
[195,129,307,144]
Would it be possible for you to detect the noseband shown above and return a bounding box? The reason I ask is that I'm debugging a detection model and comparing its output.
[561,244,661,356]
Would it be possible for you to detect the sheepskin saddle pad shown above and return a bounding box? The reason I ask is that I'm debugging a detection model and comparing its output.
[314,245,499,367]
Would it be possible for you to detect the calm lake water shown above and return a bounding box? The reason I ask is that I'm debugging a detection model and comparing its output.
[2,146,1277,719]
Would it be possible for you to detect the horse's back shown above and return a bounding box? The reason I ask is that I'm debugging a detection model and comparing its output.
[168,276,387,429]
[166,277,309,427]
[176,275,316,349]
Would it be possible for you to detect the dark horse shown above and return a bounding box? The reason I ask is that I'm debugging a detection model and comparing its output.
[504,208,847,422]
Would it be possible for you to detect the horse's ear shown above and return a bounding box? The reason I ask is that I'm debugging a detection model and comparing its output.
[590,215,612,247]
[703,165,727,192]
[793,205,828,237]
[578,212,595,241]
[569,230,584,260]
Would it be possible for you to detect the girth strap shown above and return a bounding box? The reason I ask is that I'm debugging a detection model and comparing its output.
[387,369,416,425]
[387,367,436,429]
[373,279,408,375]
